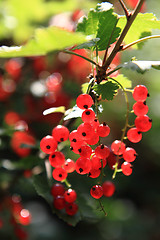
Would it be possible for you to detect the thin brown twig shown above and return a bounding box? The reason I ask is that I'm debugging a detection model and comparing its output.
[118,0,130,19]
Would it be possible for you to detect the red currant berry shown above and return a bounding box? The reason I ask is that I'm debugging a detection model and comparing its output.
[90,154,107,170]
[91,118,100,131]
[77,122,95,141]
[95,144,110,159]
[135,115,152,132]
[133,85,148,102]
[52,168,67,181]
[90,185,103,199]
[97,122,110,137]
[52,125,69,142]
[63,159,75,173]
[102,181,115,197]
[76,94,94,109]
[69,130,79,142]
[127,127,142,143]
[111,140,125,155]
[88,168,101,178]
[82,109,96,123]
[18,209,31,225]
[133,101,148,116]
[70,140,86,154]
[65,202,78,216]
[49,151,65,168]
[78,145,92,158]
[64,189,77,203]
[53,195,65,210]
[123,147,137,162]
[40,135,57,154]
[51,183,65,197]
[121,162,132,176]
[75,157,91,175]
[86,132,99,145]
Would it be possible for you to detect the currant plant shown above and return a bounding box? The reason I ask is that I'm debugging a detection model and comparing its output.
[0,0,160,229]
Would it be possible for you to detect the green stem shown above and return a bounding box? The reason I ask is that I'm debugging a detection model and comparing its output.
[109,77,130,179]
[121,35,160,51]
[64,50,99,67]
[62,178,71,188]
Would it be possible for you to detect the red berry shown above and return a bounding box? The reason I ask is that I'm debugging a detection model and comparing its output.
[121,162,132,176]
[65,202,78,216]
[53,195,65,210]
[133,85,148,102]
[81,109,95,123]
[123,147,137,162]
[40,135,57,154]
[70,140,86,154]
[90,185,103,199]
[76,94,94,109]
[97,122,110,137]
[77,122,95,141]
[75,157,91,175]
[127,127,142,143]
[86,132,99,145]
[102,181,115,197]
[90,154,107,170]
[49,151,65,168]
[88,168,101,178]
[18,209,31,225]
[63,159,75,173]
[64,189,77,203]
[51,183,65,197]
[95,144,110,159]
[69,130,79,142]
[133,101,148,116]
[135,115,152,132]
[78,145,92,158]
[52,125,69,142]
[4,111,21,126]
[111,140,125,155]
[52,168,67,181]
[91,118,100,130]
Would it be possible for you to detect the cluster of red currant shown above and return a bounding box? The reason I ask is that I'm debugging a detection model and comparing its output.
[40,84,152,214]
[51,183,78,216]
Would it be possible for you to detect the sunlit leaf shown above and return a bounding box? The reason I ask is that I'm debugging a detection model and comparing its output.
[93,81,119,101]
[122,60,160,73]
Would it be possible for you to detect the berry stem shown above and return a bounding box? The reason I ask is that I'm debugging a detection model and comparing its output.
[62,178,71,188]
[109,77,130,179]
[118,0,130,19]
[98,199,107,216]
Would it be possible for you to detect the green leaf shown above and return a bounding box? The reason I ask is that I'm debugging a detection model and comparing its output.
[15,155,43,170]
[122,60,160,74]
[43,106,65,116]
[113,74,132,89]
[33,172,52,204]
[55,209,81,227]
[93,81,119,101]
[81,82,89,93]
[118,13,160,49]
[76,2,121,51]
[64,105,83,121]
[0,0,96,43]
[0,26,88,58]
[72,38,100,50]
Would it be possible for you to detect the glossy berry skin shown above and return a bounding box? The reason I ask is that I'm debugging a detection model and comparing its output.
[49,151,65,167]
[63,159,75,173]
[52,168,67,181]
[90,185,103,199]
[91,118,100,130]
[123,147,137,162]
[53,196,65,210]
[97,123,110,137]
[127,127,142,143]
[40,135,57,154]
[86,132,99,145]
[65,202,78,216]
[88,168,101,178]
[95,144,110,159]
[51,183,65,197]
[76,93,94,109]
[77,122,95,141]
[135,115,152,132]
[133,101,148,116]
[64,189,77,203]
[75,157,91,175]
[70,140,86,154]
[90,154,107,170]
[69,130,79,142]
[102,181,115,197]
[111,140,126,155]
[133,85,148,102]
[78,145,92,158]
[18,209,31,225]
[121,162,132,176]
[52,125,69,142]
[82,109,95,123]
